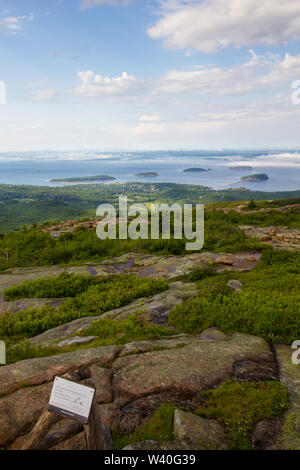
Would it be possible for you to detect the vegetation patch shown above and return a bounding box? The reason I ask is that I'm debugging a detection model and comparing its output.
[169,250,300,344]
[3,314,172,364]
[0,275,168,340]
[113,403,176,450]
[3,272,100,300]
[82,314,172,346]
[196,380,290,450]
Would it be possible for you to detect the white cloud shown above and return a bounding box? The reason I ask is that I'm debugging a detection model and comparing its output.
[148,0,300,52]
[80,0,134,8]
[70,70,141,97]
[158,53,300,95]
[139,114,161,121]
[30,89,59,101]
[0,14,35,33]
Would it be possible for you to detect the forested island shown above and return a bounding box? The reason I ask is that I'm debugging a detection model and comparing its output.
[134,172,158,177]
[50,175,116,183]
[183,168,211,172]
[241,173,269,182]
[230,166,253,171]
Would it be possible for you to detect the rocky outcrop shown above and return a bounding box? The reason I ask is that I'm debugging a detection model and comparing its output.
[0,331,281,450]
[0,251,261,316]
[112,333,274,406]
[0,346,119,396]
[173,409,229,450]
[240,225,300,251]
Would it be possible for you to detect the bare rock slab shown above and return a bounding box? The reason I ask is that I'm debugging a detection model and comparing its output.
[174,409,229,450]
[123,440,202,450]
[57,336,97,348]
[112,333,273,405]
[0,346,119,396]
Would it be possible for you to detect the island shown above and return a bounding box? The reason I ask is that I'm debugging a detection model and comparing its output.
[241,173,269,182]
[50,175,116,184]
[183,168,211,172]
[230,166,253,171]
[134,172,158,177]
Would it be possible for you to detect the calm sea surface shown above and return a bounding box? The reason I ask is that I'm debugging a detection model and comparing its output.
[0,150,299,192]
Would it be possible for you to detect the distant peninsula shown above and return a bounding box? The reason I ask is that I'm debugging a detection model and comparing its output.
[50,175,116,183]
[230,166,253,171]
[241,173,269,182]
[183,168,211,172]
[134,172,158,177]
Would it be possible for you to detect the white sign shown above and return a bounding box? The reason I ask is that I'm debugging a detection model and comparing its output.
[48,377,95,424]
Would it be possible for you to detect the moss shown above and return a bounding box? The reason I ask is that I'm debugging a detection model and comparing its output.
[113,403,176,450]
[195,380,290,450]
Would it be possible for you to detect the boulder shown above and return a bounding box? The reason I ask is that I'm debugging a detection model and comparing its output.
[173,409,229,450]
[197,327,227,341]
[227,279,243,292]
[215,254,235,265]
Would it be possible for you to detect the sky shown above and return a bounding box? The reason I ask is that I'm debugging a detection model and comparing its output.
[0,0,300,151]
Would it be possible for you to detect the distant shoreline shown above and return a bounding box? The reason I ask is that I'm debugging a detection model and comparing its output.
[50,175,116,184]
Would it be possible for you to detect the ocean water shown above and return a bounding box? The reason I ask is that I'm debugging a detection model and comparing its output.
[0,150,299,192]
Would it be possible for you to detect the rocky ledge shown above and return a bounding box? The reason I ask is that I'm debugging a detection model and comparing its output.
[0,330,298,450]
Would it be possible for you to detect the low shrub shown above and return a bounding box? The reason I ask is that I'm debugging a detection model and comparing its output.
[82,314,172,346]
[3,272,99,300]
[0,275,168,339]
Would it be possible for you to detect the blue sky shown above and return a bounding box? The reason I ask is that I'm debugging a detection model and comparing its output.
[0,0,300,151]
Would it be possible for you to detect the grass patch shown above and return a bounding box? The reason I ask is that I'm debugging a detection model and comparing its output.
[196,380,290,450]
[113,403,176,450]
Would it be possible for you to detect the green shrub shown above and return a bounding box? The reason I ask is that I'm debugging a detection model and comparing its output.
[5,340,58,364]
[184,264,216,282]
[168,290,300,344]
[196,380,290,449]
[82,314,172,345]
[169,250,300,344]
[3,272,99,300]
[0,275,168,340]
